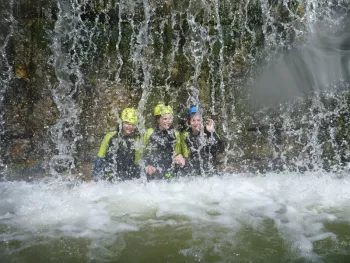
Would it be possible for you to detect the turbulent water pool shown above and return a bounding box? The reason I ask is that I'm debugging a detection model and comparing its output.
[0,172,349,262]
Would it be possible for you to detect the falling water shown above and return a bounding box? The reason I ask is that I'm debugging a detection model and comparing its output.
[0,0,14,177]
[49,0,86,175]
[250,0,350,172]
[133,0,153,132]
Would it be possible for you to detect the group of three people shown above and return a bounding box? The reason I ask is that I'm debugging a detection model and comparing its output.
[90,104,224,183]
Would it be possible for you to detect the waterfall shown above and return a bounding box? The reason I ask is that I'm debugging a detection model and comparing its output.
[49,0,86,175]
[0,0,348,176]
[0,0,14,177]
[251,0,350,172]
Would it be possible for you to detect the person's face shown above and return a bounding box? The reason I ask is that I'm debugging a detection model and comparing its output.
[189,114,202,133]
[158,114,173,130]
[122,122,136,136]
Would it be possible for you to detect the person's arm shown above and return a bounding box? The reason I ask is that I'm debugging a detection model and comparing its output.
[90,131,116,183]
[212,131,224,154]
[143,128,157,175]
[173,131,185,168]
[90,157,105,182]
[204,120,224,154]
[180,132,190,158]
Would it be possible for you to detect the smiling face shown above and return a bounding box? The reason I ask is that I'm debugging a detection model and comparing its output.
[157,114,173,131]
[189,114,202,134]
[122,122,136,136]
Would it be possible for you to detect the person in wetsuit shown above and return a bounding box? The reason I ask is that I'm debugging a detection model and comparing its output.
[181,106,224,176]
[90,108,141,183]
[144,104,185,179]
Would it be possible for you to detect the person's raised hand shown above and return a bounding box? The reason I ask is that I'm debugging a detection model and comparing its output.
[205,118,215,133]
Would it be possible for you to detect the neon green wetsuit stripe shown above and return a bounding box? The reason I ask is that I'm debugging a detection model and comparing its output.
[97,131,117,158]
[174,131,182,155]
[181,131,190,158]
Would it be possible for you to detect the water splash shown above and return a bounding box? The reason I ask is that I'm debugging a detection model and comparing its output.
[0,172,349,261]
[243,1,350,172]
[0,0,15,177]
[49,0,86,175]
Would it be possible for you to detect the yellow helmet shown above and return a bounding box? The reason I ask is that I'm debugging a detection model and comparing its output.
[154,104,173,116]
[121,108,138,124]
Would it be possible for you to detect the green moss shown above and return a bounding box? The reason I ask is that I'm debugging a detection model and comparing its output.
[212,40,222,58]
[152,24,163,57]
[209,24,215,36]
[163,21,173,56]
[181,15,189,35]
[195,9,205,24]
[119,22,133,58]
[222,26,235,55]
[170,53,192,86]
[30,19,54,50]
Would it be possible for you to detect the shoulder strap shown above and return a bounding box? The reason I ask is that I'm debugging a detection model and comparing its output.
[174,131,182,154]
[213,131,222,140]
[180,131,190,158]
[97,131,118,158]
[144,128,154,145]
[134,136,141,164]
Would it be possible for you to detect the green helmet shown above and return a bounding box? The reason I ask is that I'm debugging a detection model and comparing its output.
[154,104,173,116]
[121,108,138,124]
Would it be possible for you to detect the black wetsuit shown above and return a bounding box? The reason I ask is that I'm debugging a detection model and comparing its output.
[144,128,181,179]
[92,131,141,182]
[182,129,224,176]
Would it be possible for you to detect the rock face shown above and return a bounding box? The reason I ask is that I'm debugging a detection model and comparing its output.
[1,0,350,178]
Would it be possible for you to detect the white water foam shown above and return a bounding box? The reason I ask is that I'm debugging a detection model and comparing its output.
[0,171,349,260]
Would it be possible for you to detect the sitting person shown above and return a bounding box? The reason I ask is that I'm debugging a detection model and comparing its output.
[181,106,224,176]
[143,104,185,179]
[90,107,141,183]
